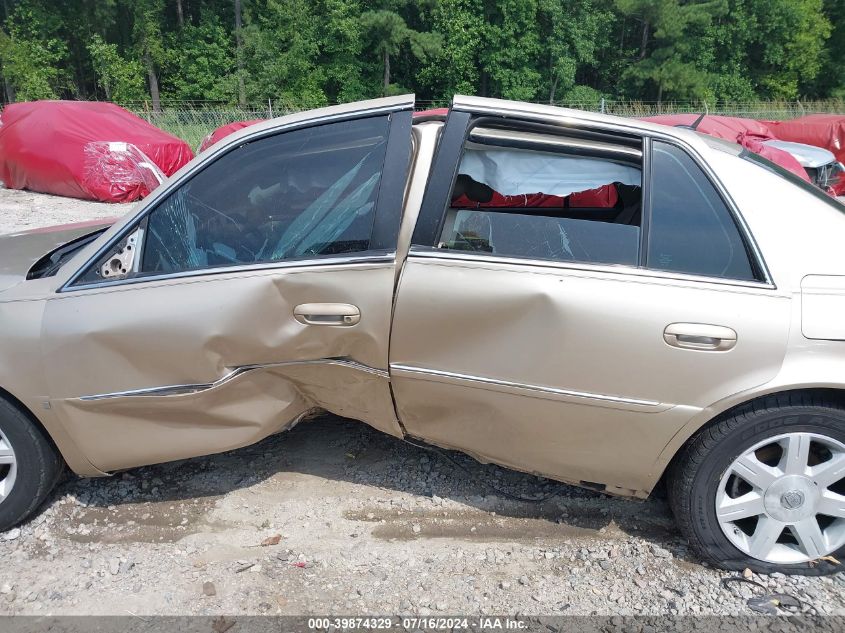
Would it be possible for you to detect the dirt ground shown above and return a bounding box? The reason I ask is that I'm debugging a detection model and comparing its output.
[0,186,843,617]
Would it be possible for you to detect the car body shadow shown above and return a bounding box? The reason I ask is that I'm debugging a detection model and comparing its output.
[39,414,694,563]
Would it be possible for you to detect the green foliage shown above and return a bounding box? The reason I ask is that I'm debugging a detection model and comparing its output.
[615,0,728,101]
[418,0,485,97]
[562,84,605,105]
[317,0,368,102]
[87,35,146,102]
[162,17,236,102]
[242,0,327,108]
[478,0,542,100]
[0,0,69,100]
[0,0,841,107]
[539,0,615,102]
[360,3,442,94]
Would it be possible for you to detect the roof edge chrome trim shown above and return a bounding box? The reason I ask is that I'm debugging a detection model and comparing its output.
[407,247,777,291]
[390,363,662,408]
[60,253,396,293]
[78,358,388,401]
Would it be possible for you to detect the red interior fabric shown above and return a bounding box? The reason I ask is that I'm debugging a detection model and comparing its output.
[451,184,619,209]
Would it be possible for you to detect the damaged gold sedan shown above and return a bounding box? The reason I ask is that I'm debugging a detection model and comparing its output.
[1,96,845,575]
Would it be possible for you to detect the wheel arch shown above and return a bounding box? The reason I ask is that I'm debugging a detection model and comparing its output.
[0,384,104,477]
[0,385,62,456]
[650,387,845,497]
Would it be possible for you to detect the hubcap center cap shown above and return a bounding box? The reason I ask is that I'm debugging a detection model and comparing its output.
[764,475,818,522]
[780,490,805,510]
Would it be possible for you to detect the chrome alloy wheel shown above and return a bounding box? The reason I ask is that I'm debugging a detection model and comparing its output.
[716,432,845,564]
[0,426,16,505]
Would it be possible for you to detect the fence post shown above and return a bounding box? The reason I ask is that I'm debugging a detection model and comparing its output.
[268,98,273,118]
[600,98,605,114]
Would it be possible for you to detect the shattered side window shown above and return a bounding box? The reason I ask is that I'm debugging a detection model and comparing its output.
[141,116,389,275]
[438,137,643,267]
[77,116,390,284]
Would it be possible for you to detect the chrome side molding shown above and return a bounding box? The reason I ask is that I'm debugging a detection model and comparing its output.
[389,363,662,409]
[78,358,388,401]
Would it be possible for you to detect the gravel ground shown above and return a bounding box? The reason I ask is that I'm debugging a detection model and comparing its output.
[0,186,844,618]
[0,185,121,234]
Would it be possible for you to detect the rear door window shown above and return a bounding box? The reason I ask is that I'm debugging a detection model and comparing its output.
[437,128,644,267]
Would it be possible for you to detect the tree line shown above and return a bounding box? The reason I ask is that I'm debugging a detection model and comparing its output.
[0,0,842,112]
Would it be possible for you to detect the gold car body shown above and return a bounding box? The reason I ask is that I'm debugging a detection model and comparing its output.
[1,95,844,498]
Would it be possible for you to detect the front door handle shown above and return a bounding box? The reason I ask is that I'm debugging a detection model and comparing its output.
[663,323,737,351]
[294,303,360,326]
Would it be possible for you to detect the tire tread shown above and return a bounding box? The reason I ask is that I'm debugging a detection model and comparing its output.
[0,397,62,532]
[667,391,845,573]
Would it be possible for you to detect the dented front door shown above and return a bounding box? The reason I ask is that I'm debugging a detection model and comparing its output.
[40,97,413,472]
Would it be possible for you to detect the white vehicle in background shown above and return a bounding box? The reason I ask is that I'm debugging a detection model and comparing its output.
[763,139,845,196]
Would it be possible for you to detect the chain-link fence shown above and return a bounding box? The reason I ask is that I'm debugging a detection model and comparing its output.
[119,99,845,150]
[124,104,284,149]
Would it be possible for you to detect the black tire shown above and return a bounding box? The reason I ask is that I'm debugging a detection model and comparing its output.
[667,392,845,576]
[0,396,63,533]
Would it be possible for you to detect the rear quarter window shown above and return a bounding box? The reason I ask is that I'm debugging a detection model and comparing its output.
[647,141,757,282]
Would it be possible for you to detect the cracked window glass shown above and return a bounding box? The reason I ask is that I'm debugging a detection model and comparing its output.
[439,138,643,267]
[142,116,389,275]
[77,116,390,283]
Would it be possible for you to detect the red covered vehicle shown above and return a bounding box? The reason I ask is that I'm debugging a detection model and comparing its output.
[768,114,845,164]
[767,115,845,195]
[642,113,845,195]
[198,119,264,153]
[0,101,194,203]
[640,114,809,181]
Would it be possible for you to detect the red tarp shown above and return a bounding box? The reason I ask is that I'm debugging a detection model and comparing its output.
[198,119,264,153]
[641,114,811,183]
[0,101,194,203]
[766,115,845,165]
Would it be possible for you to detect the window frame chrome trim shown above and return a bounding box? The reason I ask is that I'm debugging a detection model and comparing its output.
[407,246,776,291]
[389,363,662,408]
[59,100,413,294]
[60,252,396,293]
[78,358,388,401]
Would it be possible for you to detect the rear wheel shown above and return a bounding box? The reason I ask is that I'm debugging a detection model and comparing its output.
[0,397,62,533]
[668,394,845,575]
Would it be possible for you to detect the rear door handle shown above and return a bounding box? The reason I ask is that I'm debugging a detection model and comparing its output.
[663,323,737,351]
[294,303,360,326]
